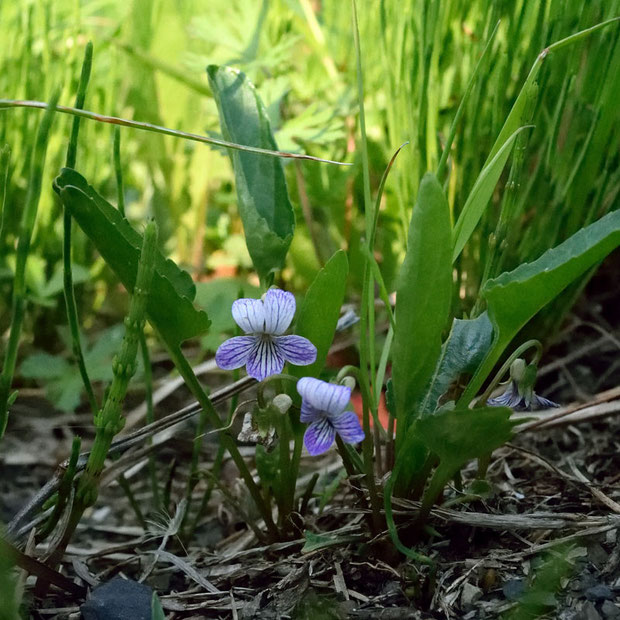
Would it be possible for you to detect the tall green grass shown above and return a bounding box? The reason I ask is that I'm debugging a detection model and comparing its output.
[0,0,618,358]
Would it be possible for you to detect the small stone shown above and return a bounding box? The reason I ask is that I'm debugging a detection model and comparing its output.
[461,582,483,607]
[601,601,620,619]
[585,584,613,602]
[580,571,598,591]
[588,543,610,568]
[575,601,603,620]
[81,577,153,620]
[502,578,526,601]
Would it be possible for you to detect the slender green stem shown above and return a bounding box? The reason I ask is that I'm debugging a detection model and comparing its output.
[545,16,620,54]
[256,373,298,409]
[50,220,158,565]
[299,473,319,515]
[36,436,81,542]
[277,415,292,527]
[336,365,386,441]
[78,221,158,506]
[65,42,92,169]
[63,41,98,420]
[414,464,453,530]
[0,99,351,166]
[0,89,60,439]
[375,325,394,399]
[351,0,383,536]
[0,144,11,248]
[186,368,240,539]
[140,332,160,511]
[335,436,358,479]
[383,463,433,564]
[113,126,125,216]
[168,348,279,540]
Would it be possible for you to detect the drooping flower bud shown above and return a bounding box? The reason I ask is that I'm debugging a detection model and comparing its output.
[488,358,559,411]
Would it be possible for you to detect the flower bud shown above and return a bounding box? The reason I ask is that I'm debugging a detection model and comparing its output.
[340,376,356,391]
[272,393,293,414]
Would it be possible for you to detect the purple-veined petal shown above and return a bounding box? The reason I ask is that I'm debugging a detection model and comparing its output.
[531,393,560,410]
[331,410,365,445]
[300,400,321,423]
[297,377,351,416]
[487,382,522,409]
[215,336,257,370]
[303,417,336,455]
[263,289,296,335]
[245,336,285,381]
[232,298,265,334]
[274,335,317,366]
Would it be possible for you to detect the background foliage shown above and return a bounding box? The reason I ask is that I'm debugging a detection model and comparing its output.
[0,0,618,397]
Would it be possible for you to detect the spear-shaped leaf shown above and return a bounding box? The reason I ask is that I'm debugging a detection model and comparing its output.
[459,208,620,405]
[54,168,210,350]
[392,172,452,439]
[207,65,295,286]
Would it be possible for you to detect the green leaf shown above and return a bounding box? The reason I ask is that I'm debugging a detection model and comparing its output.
[392,173,452,431]
[20,326,134,413]
[414,405,518,511]
[151,592,166,620]
[415,406,517,469]
[290,250,348,379]
[54,168,211,349]
[460,209,620,405]
[207,65,295,285]
[452,125,531,262]
[20,353,69,380]
[450,18,620,264]
[420,312,494,413]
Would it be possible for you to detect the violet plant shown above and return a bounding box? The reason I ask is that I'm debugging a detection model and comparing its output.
[2,3,620,564]
[201,7,620,554]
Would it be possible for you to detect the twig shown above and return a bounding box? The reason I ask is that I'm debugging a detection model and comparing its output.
[516,386,620,431]
[0,537,86,597]
[387,497,620,531]
[566,457,620,514]
[507,444,620,514]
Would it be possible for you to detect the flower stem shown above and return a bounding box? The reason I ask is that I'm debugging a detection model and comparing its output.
[170,349,279,541]
[476,339,542,406]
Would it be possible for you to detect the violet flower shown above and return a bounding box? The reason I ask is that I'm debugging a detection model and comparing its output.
[297,377,365,456]
[487,358,559,411]
[215,289,317,381]
[487,381,559,411]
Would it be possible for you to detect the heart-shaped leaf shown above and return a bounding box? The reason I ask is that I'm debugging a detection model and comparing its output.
[420,312,494,413]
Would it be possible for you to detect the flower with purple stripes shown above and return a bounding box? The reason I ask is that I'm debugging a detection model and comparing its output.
[215,289,317,382]
[297,377,365,456]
